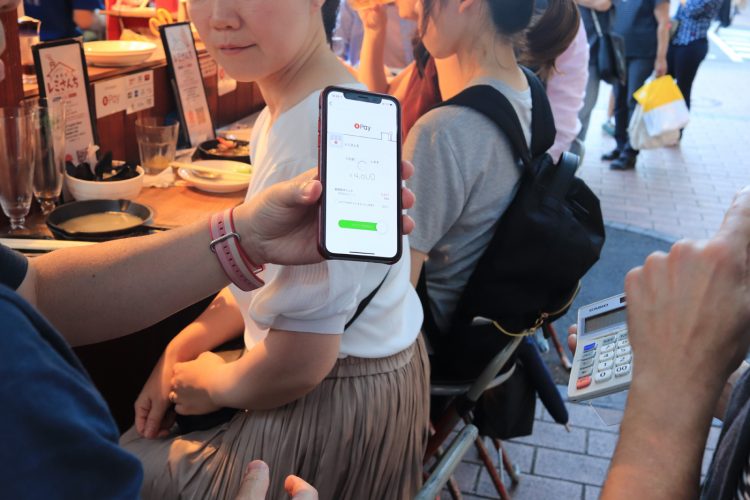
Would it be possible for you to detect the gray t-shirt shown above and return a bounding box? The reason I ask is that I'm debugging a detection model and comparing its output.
[405,77,532,332]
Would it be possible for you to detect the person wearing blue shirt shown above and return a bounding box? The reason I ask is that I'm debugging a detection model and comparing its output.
[24,0,104,41]
[668,0,723,110]
[603,0,671,170]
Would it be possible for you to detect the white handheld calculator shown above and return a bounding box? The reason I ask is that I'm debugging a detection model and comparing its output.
[567,293,632,402]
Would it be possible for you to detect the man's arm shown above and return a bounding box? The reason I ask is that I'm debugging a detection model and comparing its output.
[15,170,323,346]
[601,187,750,499]
[654,2,671,77]
[15,164,415,347]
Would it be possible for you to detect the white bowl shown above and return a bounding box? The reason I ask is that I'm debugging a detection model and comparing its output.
[83,41,157,67]
[65,166,145,201]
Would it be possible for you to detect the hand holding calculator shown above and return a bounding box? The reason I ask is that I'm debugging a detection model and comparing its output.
[567,293,632,402]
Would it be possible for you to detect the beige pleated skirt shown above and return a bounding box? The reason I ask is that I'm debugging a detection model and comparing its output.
[120,336,429,500]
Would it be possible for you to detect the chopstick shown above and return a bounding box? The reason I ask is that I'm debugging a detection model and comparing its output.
[170,161,251,179]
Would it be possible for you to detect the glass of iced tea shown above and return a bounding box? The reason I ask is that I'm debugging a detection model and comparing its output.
[135,118,180,175]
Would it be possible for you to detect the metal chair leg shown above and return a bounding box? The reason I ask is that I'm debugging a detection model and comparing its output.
[474,435,511,500]
[493,438,520,485]
[446,477,462,500]
[543,322,572,370]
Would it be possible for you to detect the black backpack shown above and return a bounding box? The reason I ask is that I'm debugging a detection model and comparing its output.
[419,68,605,382]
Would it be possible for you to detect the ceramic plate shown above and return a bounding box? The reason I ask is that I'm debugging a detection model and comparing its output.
[83,41,157,67]
[177,160,251,194]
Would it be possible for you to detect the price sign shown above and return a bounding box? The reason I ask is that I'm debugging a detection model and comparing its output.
[161,22,215,147]
[33,39,98,164]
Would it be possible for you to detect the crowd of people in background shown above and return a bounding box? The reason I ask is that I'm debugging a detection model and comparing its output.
[2,0,750,499]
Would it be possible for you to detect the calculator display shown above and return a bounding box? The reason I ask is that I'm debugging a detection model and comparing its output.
[583,307,627,335]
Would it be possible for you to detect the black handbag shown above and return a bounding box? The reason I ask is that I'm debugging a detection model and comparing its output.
[593,11,627,86]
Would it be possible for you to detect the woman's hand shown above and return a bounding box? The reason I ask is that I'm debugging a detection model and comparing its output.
[358,5,388,34]
[236,460,318,500]
[171,351,226,415]
[134,348,182,439]
[234,161,416,266]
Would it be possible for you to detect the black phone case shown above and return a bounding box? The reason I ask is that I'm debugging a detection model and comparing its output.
[317,86,403,264]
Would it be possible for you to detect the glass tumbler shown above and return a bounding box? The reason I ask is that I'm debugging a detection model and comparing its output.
[27,97,67,214]
[135,118,180,175]
[0,107,37,230]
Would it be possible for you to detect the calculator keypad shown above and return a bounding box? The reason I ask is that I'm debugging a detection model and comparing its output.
[575,328,631,391]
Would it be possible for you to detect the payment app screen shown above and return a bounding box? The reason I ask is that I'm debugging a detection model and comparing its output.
[324,90,399,258]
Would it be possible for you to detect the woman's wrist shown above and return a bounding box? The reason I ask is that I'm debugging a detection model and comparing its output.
[230,204,266,266]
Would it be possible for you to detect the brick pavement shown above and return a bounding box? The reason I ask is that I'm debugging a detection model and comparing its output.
[446,17,750,499]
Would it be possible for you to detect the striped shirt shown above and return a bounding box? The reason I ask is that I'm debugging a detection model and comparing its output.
[673,0,724,46]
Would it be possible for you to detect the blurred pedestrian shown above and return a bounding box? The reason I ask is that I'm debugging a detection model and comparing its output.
[24,0,104,41]
[668,0,723,111]
[603,0,670,170]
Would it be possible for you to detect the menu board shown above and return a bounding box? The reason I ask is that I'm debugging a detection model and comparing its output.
[160,22,215,147]
[33,39,98,164]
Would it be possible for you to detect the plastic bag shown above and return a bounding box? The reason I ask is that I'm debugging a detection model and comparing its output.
[629,103,680,150]
[632,75,689,137]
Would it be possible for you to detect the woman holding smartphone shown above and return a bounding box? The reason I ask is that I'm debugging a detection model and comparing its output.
[121,1,427,499]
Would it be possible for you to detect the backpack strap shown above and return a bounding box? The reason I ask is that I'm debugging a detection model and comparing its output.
[344,268,390,331]
[435,67,556,169]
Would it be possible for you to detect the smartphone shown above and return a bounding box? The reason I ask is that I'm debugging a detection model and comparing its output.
[318,86,402,264]
[567,293,632,402]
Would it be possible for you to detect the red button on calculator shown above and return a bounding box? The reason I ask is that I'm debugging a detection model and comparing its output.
[576,376,592,390]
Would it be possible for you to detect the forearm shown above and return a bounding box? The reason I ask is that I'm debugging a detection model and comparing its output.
[208,330,340,410]
[358,29,389,93]
[602,377,722,499]
[655,5,671,61]
[73,9,102,31]
[31,220,241,346]
[168,287,245,360]
[546,23,589,160]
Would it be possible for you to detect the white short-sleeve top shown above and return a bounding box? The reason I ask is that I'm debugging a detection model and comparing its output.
[230,85,422,359]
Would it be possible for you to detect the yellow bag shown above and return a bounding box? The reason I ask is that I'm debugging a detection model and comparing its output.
[632,75,689,137]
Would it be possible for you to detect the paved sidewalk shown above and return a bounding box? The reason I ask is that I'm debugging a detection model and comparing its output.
[447,16,750,499]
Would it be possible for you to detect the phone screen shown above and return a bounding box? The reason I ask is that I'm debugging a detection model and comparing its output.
[320,88,401,262]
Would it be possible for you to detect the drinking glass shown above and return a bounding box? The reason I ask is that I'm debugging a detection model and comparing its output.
[135,118,180,175]
[27,97,67,214]
[0,107,37,231]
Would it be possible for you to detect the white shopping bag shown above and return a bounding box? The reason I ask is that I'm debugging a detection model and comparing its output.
[629,103,680,150]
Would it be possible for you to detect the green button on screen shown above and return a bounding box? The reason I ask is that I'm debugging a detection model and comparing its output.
[339,219,377,231]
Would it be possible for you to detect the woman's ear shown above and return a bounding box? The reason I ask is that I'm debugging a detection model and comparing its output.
[310,0,326,10]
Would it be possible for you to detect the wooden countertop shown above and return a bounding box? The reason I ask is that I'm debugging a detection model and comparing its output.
[0,183,246,240]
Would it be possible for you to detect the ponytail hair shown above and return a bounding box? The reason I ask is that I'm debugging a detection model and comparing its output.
[520,0,581,80]
[417,0,580,80]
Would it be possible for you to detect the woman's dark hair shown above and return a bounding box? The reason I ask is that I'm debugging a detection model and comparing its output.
[417,0,580,79]
[322,0,341,44]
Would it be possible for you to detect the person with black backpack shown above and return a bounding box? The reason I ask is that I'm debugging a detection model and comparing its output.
[405,0,604,432]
